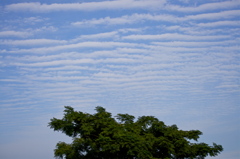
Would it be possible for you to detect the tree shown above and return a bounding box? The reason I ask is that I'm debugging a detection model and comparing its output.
[49,106,223,159]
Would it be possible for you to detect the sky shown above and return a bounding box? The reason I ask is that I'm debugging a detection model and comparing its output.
[0,0,239,158]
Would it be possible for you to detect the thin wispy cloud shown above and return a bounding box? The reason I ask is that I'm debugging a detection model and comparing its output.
[5,0,240,13]
[0,30,32,38]
[71,13,178,26]
[5,0,167,12]
[184,9,240,20]
[165,0,240,12]
[0,39,67,46]
[197,20,240,27]
[122,33,231,41]
[2,41,140,54]
[71,10,240,27]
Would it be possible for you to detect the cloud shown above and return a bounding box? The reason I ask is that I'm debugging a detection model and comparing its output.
[163,25,240,36]
[0,26,57,39]
[165,0,240,12]
[3,41,139,54]
[184,10,240,21]
[33,26,58,32]
[197,20,240,27]
[122,33,230,41]
[152,40,238,47]
[118,28,144,33]
[5,0,240,13]
[71,31,119,42]
[0,31,31,38]
[13,59,96,67]
[71,13,178,27]
[4,16,49,25]
[71,10,240,27]
[0,39,67,46]
[0,79,22,82]
[10,54,141,68]
[5,0,167,12]
[22,17,48,25]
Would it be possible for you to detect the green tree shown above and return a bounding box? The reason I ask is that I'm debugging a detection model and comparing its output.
[49,106,223,159]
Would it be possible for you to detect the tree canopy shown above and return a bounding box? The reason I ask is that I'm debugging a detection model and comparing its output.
[49,106,223,159]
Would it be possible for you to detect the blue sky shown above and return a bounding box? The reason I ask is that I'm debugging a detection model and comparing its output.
[0,0,239,158]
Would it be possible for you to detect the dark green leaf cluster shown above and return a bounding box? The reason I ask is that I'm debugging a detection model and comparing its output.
[49,106,223,159]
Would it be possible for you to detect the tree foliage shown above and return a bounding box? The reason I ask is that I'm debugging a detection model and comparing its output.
[49,106,223,159]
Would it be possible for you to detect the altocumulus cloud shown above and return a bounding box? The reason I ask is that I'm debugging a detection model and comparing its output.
[0,1,239,159]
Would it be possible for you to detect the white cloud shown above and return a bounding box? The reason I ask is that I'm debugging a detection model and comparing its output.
[11,56,140,68]
[72,31,119,42]
[4,16,49,25]
[5,0,240,13]
[44,65,94,72]
[184,10,240,21]
[0,26,57,39]
[4,41,139,54]
[33,26,58,32]
[0,39,67,46]
[152,40,238,47]
[0,31,31,38]
[162,25,240,36]
[72,13,178,27]
[165,0,240,12]
[197,20,240,27]
[122,33,230,41]
[13,59,95,67]
[71,10,240,27]
[0,79,22,82]
[116,47,150,54]
[118,28,144,33]
[5,0,167,12]
[4,52,78,63]
[22,17,48,24]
